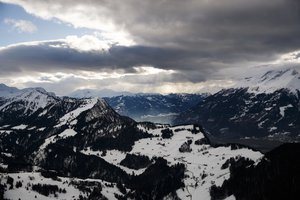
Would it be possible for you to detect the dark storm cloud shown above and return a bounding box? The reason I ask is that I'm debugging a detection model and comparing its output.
[2,0,300,82]
[107,0,300,58]
[0,41,214,82]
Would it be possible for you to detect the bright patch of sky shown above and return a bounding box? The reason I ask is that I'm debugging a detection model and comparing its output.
[0,3,94,46]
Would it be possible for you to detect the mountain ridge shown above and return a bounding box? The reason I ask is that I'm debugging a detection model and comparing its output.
[175,64,300,142]
[234,63,300,94]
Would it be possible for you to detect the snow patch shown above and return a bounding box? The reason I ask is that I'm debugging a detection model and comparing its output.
[224,195,236,200]
[39,129,77,151]
[38,127,46,131]
[12,124,28,130]
[279,104,293,117]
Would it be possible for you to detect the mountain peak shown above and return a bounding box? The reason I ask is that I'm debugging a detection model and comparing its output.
[0,83,20,97]
[236,63,300,94]
[0,86,59,114]
[24,87,48,93]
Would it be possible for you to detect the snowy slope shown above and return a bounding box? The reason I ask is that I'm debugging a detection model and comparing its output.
[0,87,59,114]
[0,86,125,135]
[0,124,263,200]
[0,172,122,200]
[175,63,300,141]
[55,97,99,127]
[77,124,263,200]
[236,63,300,94]
[38,129,77,151]
[130,125,262,199]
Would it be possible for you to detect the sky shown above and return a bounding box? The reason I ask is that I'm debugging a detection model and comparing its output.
[0,0,300,95]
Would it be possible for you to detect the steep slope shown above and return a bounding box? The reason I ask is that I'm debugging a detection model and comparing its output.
[210,143,300,200]
[175,65,300,142]
[0,88,147,163]
[0,88,82,128]
[237,64,300,94]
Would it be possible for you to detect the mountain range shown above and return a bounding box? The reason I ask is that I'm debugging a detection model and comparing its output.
[0,64,299,199]
[103,93,206,124]
[0,84,206,125]
[68,88,135,98]
[175,64,300,143]
[0,86,263,199]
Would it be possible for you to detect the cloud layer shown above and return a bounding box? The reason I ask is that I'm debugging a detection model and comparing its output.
[1,0,300,93]
[5,0,300,54]
[0,37,215,82]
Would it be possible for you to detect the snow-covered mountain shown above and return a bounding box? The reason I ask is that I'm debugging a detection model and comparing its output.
[0,87,59,114]
[68,89,207,124]
[235,63,300,94]
[0,87,137,150]
[175,64,300,142]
